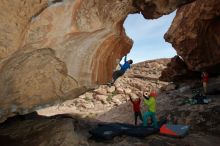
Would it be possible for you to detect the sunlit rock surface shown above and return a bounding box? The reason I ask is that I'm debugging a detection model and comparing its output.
[0,0,135,122]
[0,0,48,59]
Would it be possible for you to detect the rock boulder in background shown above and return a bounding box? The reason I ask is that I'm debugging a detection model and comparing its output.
[165,0,220,72]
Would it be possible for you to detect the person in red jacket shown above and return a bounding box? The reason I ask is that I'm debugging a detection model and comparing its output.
[201,71,208,94]
[129,93,143,126]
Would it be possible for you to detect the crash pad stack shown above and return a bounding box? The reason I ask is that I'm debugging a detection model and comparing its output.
[159,124,190,137]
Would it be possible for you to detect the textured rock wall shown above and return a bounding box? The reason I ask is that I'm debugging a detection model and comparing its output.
[0,0,48,59]
[0,0,195,122]
[165,0,220,72]
[133,0,195,19]
[159,56,200,82]
[0,0,136,122]
[23,0,134,85]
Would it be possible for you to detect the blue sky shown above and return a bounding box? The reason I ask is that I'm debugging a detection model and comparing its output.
[123,12,177,63]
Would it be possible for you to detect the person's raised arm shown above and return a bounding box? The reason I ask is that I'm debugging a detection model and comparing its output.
[138,98,141,103]
[119,63,122,67]
[124,55,127,63]
[129,96,133,103]
[144,98,149,105]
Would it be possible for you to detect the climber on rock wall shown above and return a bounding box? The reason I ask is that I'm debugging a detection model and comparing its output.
[108,56,133,86]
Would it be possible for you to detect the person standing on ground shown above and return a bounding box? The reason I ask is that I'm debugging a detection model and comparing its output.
[129,93,143,126]
[143,90,158,128]
[109,56,133,86]
[201,71,208,95]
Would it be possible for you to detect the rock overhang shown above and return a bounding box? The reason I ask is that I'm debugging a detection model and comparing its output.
[1,0,218,122]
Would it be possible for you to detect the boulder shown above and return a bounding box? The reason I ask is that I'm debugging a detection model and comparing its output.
[162,84,177,91]
[124,88,132,95]
[0,116,88,146]
[95,95,108,104]
[112,98,122,106]
[107,86,116,93]
[165,0,220,72]
[82,102,95,109]
[94,88,108,95]
[116,87,124,94]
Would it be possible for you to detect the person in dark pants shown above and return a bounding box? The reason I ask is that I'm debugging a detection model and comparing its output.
[129,93,143,126]
[109,56,133,86]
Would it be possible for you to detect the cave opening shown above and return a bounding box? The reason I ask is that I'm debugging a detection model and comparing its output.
[123,12,177,63]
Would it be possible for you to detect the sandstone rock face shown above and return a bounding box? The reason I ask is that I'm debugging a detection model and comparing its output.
[160,56,200,81]
[0,0,193,122]
[165,0,220,72]
[0,48,84,116]
[2,0,219,123]
[0,0,135,122]
[0,0,48,59]
[133,0,195,19]
[0,114,89,146]
[23,0,135,85]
